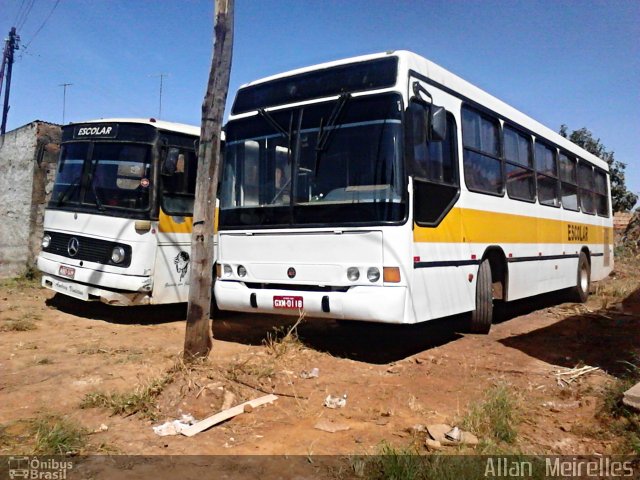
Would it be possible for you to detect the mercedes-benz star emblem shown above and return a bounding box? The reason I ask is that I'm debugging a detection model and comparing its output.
[287,267,296,279]
[67,237,80,257]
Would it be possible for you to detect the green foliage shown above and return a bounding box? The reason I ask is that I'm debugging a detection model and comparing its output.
[560,125,637,212]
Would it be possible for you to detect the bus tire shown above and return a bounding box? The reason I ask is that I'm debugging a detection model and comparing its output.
[570,252,590,303]
[468,259,493,334]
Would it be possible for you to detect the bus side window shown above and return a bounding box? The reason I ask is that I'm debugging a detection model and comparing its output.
[504,125,535,202]
[535,141,559,207]
[559,153,579,211]
[161,148,198,216]
[461,106,503,195]
[594,169,609,217]
[577,161,595,214]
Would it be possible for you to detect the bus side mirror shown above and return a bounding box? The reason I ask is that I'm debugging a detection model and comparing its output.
[408,102,447,144]
[429,105,446,142]
[161,148,179,176]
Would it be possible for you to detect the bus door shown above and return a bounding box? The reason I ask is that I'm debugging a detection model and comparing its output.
[153,147,198,304]
[407,77,469,319]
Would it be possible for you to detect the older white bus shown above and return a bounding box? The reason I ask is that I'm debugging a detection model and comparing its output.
[37,118,205,306]
[215,51,613,332]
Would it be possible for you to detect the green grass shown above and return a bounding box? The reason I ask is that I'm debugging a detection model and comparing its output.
[80,375,172,420]
[32,415,87,455]
[460,384,518,446]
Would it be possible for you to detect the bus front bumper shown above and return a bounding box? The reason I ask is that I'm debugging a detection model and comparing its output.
[37,255,152,306]
[214,281,407,324]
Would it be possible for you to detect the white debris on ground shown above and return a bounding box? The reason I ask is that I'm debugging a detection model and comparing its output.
[152,414,196,436]
[324,394,347,409]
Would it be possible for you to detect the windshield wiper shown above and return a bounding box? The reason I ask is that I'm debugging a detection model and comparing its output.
[314,93,351,174]
[56,177,82,206]
[257,108,290,141]
[89,175,105,211]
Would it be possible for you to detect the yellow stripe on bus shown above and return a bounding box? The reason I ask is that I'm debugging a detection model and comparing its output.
[158,208,220,234]
[413,208,612,244]
[158,210,193,233]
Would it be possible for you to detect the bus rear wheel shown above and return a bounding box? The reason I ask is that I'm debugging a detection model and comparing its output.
[570,252,590,303]
[468,259,493,334]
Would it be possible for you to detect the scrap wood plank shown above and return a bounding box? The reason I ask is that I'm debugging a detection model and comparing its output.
[180,394,278,437]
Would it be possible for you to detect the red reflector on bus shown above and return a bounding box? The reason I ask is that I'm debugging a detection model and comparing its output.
[413,256,420,263]
[471,254,477,260]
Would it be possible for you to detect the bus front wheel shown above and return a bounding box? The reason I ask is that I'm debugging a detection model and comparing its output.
[570,252,590,303]
[468,259,493,334]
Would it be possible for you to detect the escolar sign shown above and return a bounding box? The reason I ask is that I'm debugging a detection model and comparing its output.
[73,124,118,139]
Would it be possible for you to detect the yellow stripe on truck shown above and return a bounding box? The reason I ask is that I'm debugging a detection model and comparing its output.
[413,208,612,244]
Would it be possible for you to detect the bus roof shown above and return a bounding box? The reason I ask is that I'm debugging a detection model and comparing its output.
[71,118,201,137]
[236,50,607,171]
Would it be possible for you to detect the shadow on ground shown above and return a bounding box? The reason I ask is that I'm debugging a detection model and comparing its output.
[46,293,188,325]
[500,287,640,378]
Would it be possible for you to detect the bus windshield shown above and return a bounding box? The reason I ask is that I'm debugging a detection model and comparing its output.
[221,93,405,228]
[51,142,152,212]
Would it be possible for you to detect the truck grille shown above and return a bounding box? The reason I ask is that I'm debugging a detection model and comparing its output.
[42,231,131,267]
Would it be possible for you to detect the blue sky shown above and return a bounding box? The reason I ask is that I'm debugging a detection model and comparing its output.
[2,0,639,198]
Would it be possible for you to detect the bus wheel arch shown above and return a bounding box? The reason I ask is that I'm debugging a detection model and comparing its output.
[571,248,591,303]
[467,247,507,334]
[483,247,508,302]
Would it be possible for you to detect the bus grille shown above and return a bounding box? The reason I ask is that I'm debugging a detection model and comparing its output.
[42,231,131,267]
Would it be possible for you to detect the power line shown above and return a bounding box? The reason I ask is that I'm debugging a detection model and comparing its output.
[17,0,37,31]
[13,0,28,26]
[24,0,61,49]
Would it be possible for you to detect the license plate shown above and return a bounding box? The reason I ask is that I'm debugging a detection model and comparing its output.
[273,295,303,309]
[58,265,75,279]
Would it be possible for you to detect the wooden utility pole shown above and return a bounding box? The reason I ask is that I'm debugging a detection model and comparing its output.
[183,0,234,359]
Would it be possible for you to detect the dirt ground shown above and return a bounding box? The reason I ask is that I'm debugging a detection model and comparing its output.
[1,255,639,476]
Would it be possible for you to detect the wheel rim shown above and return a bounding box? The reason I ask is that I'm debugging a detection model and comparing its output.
[579,265,588,292]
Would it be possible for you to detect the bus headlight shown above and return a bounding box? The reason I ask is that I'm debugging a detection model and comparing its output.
[367,267,380,282]
[41,234,51,249]
[111,246,126,264]
[237,265,247,277]
[347,267,360,281]
[223,264,232,277]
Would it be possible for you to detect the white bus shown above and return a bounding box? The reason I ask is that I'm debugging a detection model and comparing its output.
[215,50,613,332]
[37,118,206,306]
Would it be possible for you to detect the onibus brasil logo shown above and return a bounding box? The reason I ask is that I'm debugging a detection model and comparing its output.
[8,457,73,479]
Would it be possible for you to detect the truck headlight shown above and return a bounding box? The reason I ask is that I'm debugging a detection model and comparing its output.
[111,246,126,264]
[41,234,51,249]
[367,267,380,282]
[347,267,360,281]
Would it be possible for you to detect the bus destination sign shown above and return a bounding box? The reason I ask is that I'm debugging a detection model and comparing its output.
[73,123,119,139]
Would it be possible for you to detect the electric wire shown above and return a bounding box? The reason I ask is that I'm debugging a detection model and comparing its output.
[24,0,61,49]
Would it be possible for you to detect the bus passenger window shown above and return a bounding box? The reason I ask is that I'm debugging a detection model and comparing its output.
[462,107,502,195]
[535,142,559,207]
[504,126,534,201]
[578,162,595,214]
[559,153,579,211]
[594,170,609,217]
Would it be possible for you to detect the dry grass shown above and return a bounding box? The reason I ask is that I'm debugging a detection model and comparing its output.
[80,375,173,421]
[31,415,87,455]
[263,313,306,358]
[459,384,519,447]
[1,317,38,332]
